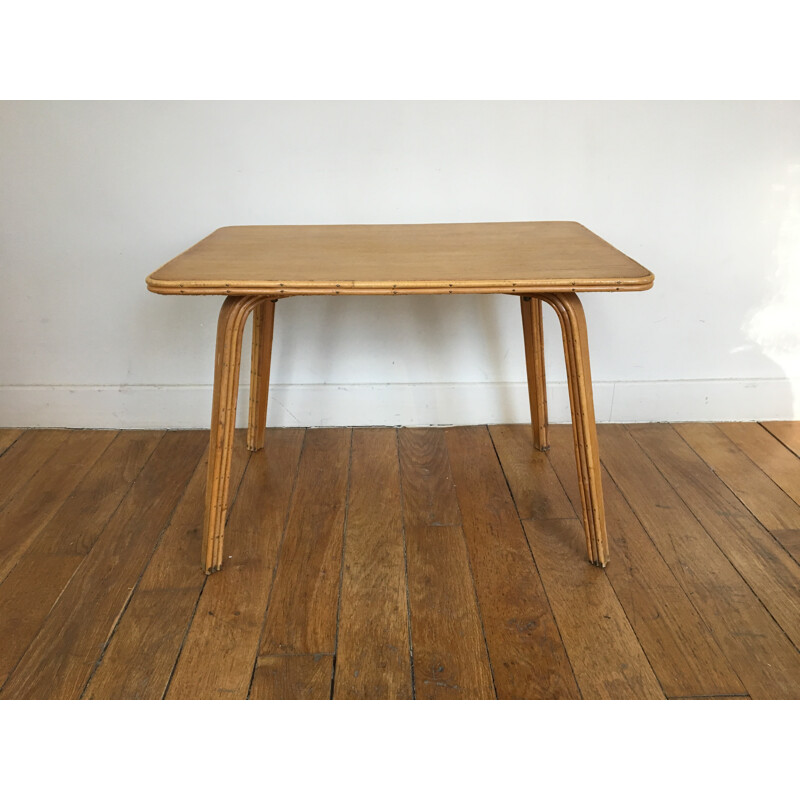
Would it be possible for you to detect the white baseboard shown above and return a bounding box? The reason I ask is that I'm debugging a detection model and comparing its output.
[0,379,794,428]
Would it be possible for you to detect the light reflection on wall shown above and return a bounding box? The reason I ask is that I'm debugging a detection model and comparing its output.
[744,164,800,418]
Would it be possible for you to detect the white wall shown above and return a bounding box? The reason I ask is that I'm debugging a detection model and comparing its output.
[0,101,798,428]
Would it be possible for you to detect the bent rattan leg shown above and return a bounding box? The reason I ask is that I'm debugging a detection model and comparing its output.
[541,292,609,566]
[247,299,277,452]
[203,295,269,573]
[520,296,549,451]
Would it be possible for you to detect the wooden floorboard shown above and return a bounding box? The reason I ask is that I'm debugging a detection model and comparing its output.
[445,426,580,699]
[719,422,800,507]
[761,421,800,459]
[0,430,71,512]
[772,530,800,563]
[251,655,334,700]
[674,423,800,533]
[507,424,744,699]
[1,422,799,700]
[597,425,800,700]
[1,432,206,700]
[257,428,350,658]
[523,517,664,699]
[332,429,412,700]
[84,432,250,699]
[399,428,495,700]
[0,429,22,458]
[489,424,575,521]
[630,424,800,652]
[166,429,304,700]
[0,431,117,585]
[0,431,162,689]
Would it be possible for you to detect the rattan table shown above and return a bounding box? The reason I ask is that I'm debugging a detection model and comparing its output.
[147,222,654,573]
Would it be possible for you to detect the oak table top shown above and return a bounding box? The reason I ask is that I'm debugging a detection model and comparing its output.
[146,221,653,297]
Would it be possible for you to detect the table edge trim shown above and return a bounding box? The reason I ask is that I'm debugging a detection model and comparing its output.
[145,272,655,296]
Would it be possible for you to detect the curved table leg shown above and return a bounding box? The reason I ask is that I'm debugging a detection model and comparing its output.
[520,296,549,451]
[203,295,270,573]
[247,298,277,452]
[541,292,609,566]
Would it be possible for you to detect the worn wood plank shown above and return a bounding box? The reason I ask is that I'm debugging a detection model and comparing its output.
[165,429,304,700]
[523,518,664,699]
[0,431,207,700]
[488,424,575,520]
[0,430,70,511]
[4,422,799,701]
[84,432,250,699]
[529,425,745,698]
[0,430,117,584]
[630,423,800,651]
[672,695,751,700]
[445,426,579,699]
[399,428,495,700]
[0,431,162,689]
[717,422,800,507]
[250,655,333,700]
[761,421,800,459]
[674,423,800,532]
[258,428,351,657]
[772,530,800,563]
[332,429,412,700]
[597,424,800,700]
[406,527,496,700]
[0,429,22,458]
[397,426,461,528]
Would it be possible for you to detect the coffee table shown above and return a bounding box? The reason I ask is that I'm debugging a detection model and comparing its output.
[147,222,654,574]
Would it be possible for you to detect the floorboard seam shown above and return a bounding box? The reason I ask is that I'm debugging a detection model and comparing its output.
[0,431,23,461]
[0,431,119,583]
[394,428,417,701]
[597,432,747,687]
[246,429,309,699]
[161,444,254,700]
[630,424,800,654]
[681,423,800,524]
[0,432,167,696]
[80,436,207,698]
[757,421,800,460]
[489,425,583,699]
[329,430,354,700]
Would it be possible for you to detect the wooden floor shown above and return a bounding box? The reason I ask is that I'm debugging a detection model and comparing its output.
[0,422,798,700]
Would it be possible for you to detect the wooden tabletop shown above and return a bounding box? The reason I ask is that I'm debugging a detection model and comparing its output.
[146,221,654,296]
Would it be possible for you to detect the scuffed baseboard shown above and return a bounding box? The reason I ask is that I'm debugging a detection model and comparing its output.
[0,378,794,428]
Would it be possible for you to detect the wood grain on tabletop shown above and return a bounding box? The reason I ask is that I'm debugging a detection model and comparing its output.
[146,222,654,295]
